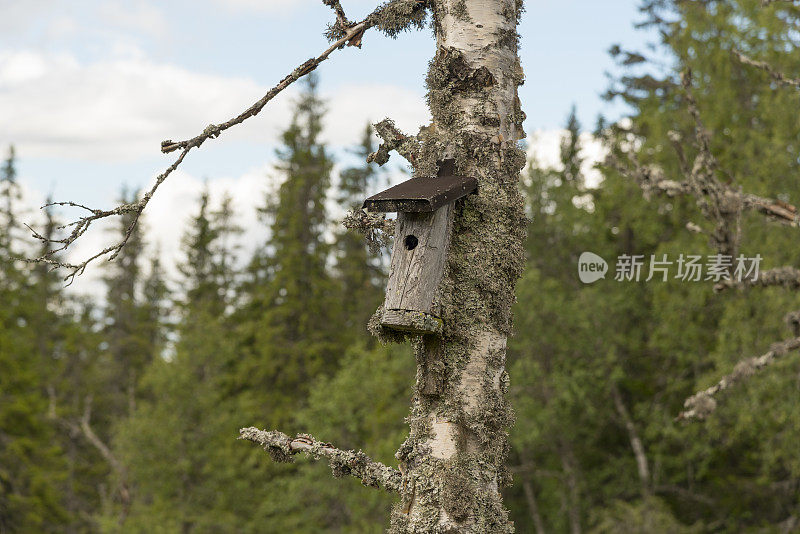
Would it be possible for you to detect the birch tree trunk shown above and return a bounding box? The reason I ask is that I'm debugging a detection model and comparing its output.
[390,0,526,531]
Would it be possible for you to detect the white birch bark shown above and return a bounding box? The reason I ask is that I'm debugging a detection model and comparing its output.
[390,1,526,531]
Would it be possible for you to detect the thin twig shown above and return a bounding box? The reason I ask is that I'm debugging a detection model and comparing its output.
[733,49,800,89]
[760,0,798,8]
[677,337,800,421]
[714,266,800,291]
[239,427,402,492]
[26,0,429,283]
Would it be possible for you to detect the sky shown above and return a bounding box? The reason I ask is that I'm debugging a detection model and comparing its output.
[0,0,659,296]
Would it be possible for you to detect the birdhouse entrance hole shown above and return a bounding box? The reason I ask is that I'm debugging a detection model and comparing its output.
[361,159,478,336]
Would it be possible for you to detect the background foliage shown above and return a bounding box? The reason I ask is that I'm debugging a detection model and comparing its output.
[2,1,800,531]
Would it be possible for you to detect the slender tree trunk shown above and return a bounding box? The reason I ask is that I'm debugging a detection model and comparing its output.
[521,478,546,534]
[558,445,581,534]
[611,384,651,499]
[390,0,526,531]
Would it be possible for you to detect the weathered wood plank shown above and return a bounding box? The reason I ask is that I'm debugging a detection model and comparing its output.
[363,175,477,213]
[380,202,453,334]
[381,309,444,336]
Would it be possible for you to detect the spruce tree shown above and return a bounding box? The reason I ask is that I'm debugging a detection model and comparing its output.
[505,101,699,531]
[0,150,69,532]
[237,73,343,429]
[592,0,800,529]
[113,187,248,531]
[333,124,386,341]
[0,146,20,253]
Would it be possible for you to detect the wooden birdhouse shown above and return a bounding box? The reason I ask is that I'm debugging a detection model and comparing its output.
[363,160,477,335]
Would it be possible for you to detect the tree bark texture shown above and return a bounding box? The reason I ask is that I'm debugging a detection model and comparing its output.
[389,0,526,531]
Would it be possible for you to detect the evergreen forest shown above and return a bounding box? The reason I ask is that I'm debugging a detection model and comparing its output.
[2,1,800,532]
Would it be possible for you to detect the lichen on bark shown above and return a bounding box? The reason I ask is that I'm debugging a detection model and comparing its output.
[386,0,527,532]
[367,0,431,38]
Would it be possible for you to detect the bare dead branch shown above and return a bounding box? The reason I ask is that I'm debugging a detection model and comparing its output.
[715,266,800,291]
[677,337,800,421]
[607,74,799,262]
[79,397,128,481]
[24,148,190,285]
[343,208,395,253]
[47,390,131,519]
[606,152,799,228]
[239,427,402,493]
[159,21,369,156]
[26,0,429,282]
[368,118,421,167]
[733,49,800,89]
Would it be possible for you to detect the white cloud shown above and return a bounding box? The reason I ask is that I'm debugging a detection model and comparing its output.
[211,0,377,14]
[98,2,169,39]
[322,83,429,146]
[0,49,290,161]
[0,49,427,164]
[526,128,607,187]
[210,0,316,14]
[0,0,53,36]
[19,164,275,300]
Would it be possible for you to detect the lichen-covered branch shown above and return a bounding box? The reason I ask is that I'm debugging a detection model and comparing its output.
[607,150,799,229]
[367,118,421,167]
[733,49,800,89]
[25,0,430,283]
[677,337,800,421]
[238,427,402,493]
[608,70,799,265]
[342,208,395,253]
[715,266,800,291]
[323,0,351,33]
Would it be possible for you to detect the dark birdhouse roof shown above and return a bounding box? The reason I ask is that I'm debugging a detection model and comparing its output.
[363,161,477,213]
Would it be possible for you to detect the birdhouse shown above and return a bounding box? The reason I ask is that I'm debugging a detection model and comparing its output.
[363,160,477,335]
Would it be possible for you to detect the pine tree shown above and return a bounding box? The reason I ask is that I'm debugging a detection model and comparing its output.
[333,124,386,341]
